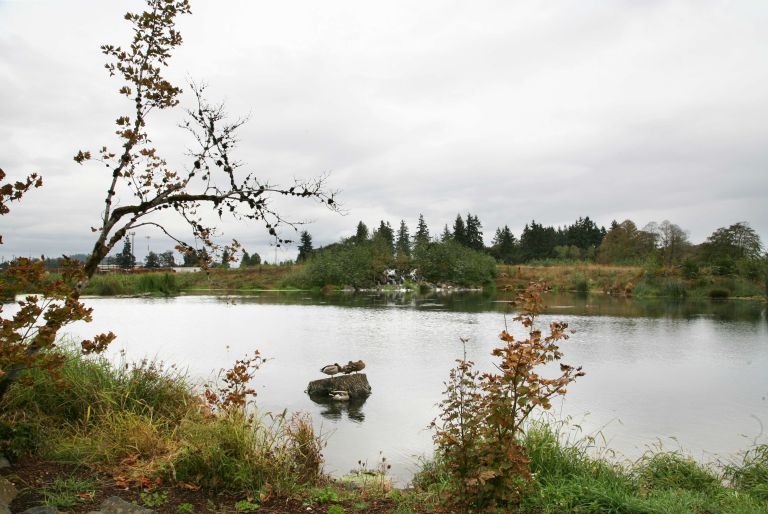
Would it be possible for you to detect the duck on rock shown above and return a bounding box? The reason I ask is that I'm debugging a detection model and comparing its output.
[320,363,342,377]
[342,360,365,374]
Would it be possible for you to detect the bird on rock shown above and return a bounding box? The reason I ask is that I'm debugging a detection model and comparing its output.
[320,363,342,377]
[342,360,365,374]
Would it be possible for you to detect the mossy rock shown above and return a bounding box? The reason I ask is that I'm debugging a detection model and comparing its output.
[306,373,371,399]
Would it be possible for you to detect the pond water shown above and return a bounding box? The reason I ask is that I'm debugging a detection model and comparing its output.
[54,291,768,485]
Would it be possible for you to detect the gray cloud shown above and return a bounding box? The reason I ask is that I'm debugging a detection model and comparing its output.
[1,0,767,262]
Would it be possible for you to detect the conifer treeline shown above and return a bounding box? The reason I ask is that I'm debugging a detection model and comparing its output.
[303,214,765,270]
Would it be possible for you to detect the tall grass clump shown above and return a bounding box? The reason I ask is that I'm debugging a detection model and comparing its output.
[0,345,324,495]
[86,274,127,295]
[571,273,589,294]
[725,445,768,501]
[635,452,720,493]
[173,411,323,493]
[137,272,179,295]
[660,278,687,299]
[82,272,179,296]
[3,347,192,425]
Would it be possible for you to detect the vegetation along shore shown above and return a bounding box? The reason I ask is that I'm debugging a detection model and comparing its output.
[1,0,766,513]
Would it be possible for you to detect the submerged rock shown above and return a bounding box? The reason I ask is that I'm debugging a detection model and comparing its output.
[306,373,371,400]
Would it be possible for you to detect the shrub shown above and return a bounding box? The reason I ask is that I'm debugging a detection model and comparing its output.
[414,241,496,286]
[300,240,388,289]
[713,256,736,276]
[681,259,700,279]
[431,282,584,511]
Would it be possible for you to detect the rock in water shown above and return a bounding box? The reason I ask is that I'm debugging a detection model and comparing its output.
[307,373,371,399]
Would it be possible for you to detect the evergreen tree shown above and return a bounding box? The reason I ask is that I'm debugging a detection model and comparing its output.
[452,214,467,246]
[373,220,395,255]
[354,221,369,243]
[491,225,518,264]
[297,231,314,262]
[144,251,160,268]
[241,250,261,266]
[563,216,605,251]
[519,220,558,261]
[220,248,231,268]
[465,213,484,251]
[396,220,411,258]
[413,214,430,252]
[116,236,135,268]
[441,224,452,242]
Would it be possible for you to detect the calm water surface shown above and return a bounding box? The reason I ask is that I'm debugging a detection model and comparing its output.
[59,292,767,485]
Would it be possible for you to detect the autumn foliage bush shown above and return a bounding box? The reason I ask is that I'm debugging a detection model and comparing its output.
[431,282,584,512]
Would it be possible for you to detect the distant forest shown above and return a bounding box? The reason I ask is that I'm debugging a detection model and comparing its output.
[15,215,764,289]
[289,214,765,288]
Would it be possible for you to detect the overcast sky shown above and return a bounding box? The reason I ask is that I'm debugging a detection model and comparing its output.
[1,0,766,263]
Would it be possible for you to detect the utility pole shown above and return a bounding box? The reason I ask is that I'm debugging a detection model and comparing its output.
[129,232,136,268]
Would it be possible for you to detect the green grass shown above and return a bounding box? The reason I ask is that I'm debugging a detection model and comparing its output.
[83,272,181,296]
[725,444,768,501]
[0,348,324,496]
[41,476,97,509]
[413,420,768,513]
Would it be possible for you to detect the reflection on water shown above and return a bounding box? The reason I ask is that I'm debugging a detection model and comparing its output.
[309,395,368,423]
[219,289,767,322]
[40,290,768,485]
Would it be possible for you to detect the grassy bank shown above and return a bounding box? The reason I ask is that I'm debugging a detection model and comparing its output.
[1,347,330,512]
[78,265,304,296]
[33,262,765,299]
[416,419,768,513]
[499,263,766,299]
[2,349,766,513]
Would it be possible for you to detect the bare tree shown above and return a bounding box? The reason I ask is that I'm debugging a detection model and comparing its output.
[0,0,338,401]
[644,220,690,266]
[75,0,337,291]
